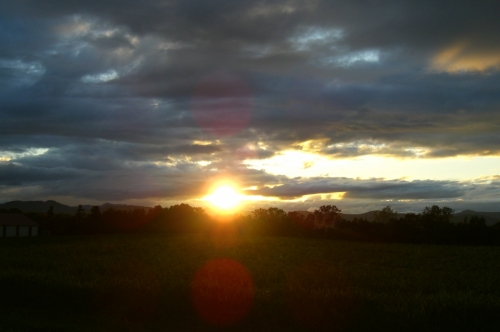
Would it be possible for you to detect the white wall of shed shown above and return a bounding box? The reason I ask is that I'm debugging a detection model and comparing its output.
[6,226,16,237]
[31,226,38,236]
[19,226,29,237]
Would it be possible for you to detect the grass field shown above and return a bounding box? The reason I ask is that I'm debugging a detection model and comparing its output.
[1,233,499,331]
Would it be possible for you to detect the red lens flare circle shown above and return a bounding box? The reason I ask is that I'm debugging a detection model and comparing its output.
[191,258,254,326]
[192,71,253,137]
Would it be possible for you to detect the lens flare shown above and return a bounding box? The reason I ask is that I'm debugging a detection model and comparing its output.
[192,71,253,137]
[191,258,254,326]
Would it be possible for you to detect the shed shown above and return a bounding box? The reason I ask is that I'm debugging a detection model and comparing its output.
[0,213,39,237]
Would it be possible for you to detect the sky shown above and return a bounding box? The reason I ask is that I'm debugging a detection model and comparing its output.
[1,0,500,214]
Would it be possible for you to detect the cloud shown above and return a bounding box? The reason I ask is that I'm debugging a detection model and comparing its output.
[244,177,468,200]
[0,161,81,185]
[1,0,500,209]
[239,175,500,214]
[431,41,500,73]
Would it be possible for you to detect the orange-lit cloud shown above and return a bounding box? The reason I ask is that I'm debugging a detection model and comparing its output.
[431,41,500,73]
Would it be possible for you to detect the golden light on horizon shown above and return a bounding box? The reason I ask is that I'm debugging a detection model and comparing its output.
[205,184,242,211]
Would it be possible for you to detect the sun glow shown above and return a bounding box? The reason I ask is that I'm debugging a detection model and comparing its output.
[205,184,242,211]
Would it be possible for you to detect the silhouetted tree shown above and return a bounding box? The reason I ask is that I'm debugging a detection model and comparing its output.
[402,212,421,229]
[252,207,287,223]
[313,205,341,229]
[374,206,397,224]
[421,205,454,231]
[147,205,163,220]
[288,211,315,231]
[90,206,101,218]
[47,205,54,219]
[464,215,487,228]
[149,204,209,233]
[75,205,85,220]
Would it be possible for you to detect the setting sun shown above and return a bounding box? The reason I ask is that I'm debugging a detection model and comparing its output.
[205,185,242,211]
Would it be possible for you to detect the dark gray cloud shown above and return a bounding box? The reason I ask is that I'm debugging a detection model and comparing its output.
[241,176,500,214]
[244,177,467,200]
[1,0,500,209]
[0,162,81,185]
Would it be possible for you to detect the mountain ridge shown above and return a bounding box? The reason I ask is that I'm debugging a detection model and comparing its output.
[0,200,152,214]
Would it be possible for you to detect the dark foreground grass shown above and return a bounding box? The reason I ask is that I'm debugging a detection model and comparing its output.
[0,233,499,331]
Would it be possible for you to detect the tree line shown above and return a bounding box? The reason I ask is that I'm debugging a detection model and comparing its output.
[2,204,500,245]
[234,205,500,245]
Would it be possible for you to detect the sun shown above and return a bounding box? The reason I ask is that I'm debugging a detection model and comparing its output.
[205,185,241,211]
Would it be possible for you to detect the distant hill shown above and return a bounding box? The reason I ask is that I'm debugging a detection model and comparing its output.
[0,200,151,214]
[453,210,500,226]
[99,203,152,212]
[0,200,77,214]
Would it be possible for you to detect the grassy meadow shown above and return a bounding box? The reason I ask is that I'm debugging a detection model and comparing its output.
[1,233,499,331]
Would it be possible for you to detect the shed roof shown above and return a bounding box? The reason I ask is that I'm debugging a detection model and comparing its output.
[0,213,38,226]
